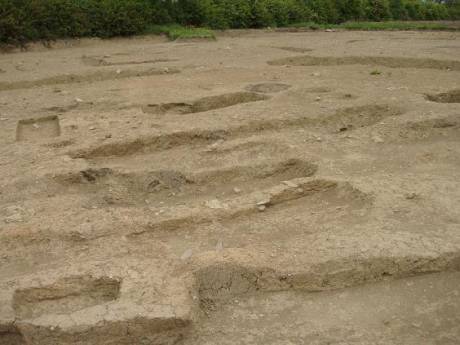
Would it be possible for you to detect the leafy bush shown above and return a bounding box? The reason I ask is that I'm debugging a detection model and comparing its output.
[26,0,90,40]
[335,0,366,22]
[306,0,340,23]
[446,0,460,19]
[0,0,29,44]
[365,0,391,21]
[81,0,152,37]
[253,0,312,27]
[0,0,152,44]
[195,0,252,29]
[0,0,455,45]
[389,0,409,20]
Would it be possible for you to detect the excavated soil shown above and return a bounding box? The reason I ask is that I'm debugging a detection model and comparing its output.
[426,88,460,103]
[0,30,460,345]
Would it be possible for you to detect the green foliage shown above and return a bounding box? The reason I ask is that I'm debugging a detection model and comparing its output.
[288,20,456,30]
[146,24,215,40]
[335,0,366,22]
[0,0,456,45]
[307,0,341,23]
[25,0,86,40]
[253,0,312,27]
[446,0,460,19]
[0,0,152,44]
[167,26,215,40]
[79,0,152,38]
[194,0,252,29]
[365,0,391,21]
[389,0,408,20]
[0,0,29,45]
[341,21,454,30]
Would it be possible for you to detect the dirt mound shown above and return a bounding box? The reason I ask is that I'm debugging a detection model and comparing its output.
[395,115,460,141]
[268,55,460,70]
[0,325,25,345]
[320,104,403,132]
[142,92,268,115]
[426,89,460,103]
[0,67,179,91]
[245,83,291,93]
[13,275,121,319]
[272,46,313,53]
[82,55,172,67]
[303,86,332,93]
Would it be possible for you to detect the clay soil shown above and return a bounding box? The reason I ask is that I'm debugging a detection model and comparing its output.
[0,29,459,345]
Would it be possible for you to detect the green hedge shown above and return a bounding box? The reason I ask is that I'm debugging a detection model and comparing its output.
[0,0,457,45]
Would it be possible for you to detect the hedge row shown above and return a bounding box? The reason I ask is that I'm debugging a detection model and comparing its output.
[0,0,458,44]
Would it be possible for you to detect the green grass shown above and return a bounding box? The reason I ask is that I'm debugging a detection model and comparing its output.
[370,70,382,75]
[341,21,456,31]
[288,21,458,31]
[146,25,215,40]
[287,22,330,30]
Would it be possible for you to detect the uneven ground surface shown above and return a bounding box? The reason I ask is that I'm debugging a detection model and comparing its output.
[0,30,459,344]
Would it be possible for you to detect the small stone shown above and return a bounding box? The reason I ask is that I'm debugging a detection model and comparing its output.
[233,187,242,194]
[3,205,26,223]
[315,96,321,102]
[180,249,193,260]
[69,231,87,241]
[32,123,40,129]
[256,199,270,206]
[5,213,24,223]
[0,117,8,121]
[325,29,334,32]
[216,240,224,251]
[105,134,112,139]
[258,205,266,212]
[405,192,418,200]
[282,181,298,188]
[89,126,96,130]
[312,72,321,77]
[75,97,84,103]
[205,199,227,209]
[116,69,122,74]
[372,135,384,143]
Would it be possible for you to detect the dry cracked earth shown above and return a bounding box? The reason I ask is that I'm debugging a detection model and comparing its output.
[0,29,459,345]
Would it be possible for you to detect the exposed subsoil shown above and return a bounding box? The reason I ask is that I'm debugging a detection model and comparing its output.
[0,29,459,345]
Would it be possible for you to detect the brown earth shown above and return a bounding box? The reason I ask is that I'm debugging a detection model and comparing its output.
[0,29,459,345]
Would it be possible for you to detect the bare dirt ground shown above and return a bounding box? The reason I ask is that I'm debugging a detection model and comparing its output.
[0,29,459,345]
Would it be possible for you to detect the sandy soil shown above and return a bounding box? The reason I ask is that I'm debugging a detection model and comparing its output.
[0,30,459,345]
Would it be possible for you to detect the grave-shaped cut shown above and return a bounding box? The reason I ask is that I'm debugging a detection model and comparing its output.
[245,83,291,94]
[13,275,121,319]
[142,92,268,115]
[0,325,26,345]
[426,89,460,103]
[16,115,60,142]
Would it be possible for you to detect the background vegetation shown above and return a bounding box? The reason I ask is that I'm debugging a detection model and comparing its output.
[1,0,459,45]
